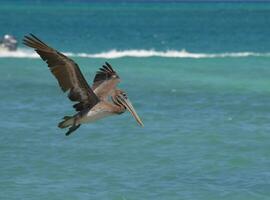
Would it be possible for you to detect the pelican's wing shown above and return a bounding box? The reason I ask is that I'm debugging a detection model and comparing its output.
[92,62,120,99]
[23,34,99,112]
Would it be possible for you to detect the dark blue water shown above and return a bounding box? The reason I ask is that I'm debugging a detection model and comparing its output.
[1,2,270,52]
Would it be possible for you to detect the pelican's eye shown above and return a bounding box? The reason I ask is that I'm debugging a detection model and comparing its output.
[122,93,127,98]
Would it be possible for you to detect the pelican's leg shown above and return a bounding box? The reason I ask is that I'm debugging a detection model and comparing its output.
[65,115,81,136]
[65,124,81,136]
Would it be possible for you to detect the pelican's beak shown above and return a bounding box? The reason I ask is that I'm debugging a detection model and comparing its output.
[118,95,144,127]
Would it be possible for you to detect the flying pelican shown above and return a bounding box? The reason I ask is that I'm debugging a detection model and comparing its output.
[23,34,143,135]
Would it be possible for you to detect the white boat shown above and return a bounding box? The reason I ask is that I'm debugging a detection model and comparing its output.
[0,34,18,51]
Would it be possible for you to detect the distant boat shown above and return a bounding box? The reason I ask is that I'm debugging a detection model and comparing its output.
[0,34,18,51]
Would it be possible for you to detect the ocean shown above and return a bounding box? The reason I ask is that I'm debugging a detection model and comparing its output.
[1,1,270,199]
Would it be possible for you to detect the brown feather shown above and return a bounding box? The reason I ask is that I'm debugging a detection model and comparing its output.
[92,62,119,90]
[23,34,99,111]
[91,62,120,100]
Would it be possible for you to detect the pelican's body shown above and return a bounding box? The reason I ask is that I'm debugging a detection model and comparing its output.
[81,102,117,123]
[23,34,143,135]
[62,101,123,127]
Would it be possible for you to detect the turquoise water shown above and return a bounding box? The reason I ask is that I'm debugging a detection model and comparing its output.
[1,2,270,200]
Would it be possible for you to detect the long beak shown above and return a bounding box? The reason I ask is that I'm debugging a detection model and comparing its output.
[118,96,144,127]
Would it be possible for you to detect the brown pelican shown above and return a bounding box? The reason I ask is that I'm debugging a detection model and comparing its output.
[23,34,143,135]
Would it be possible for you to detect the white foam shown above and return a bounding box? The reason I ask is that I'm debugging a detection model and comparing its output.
[0,48,38,58]
[71,49,270,59]
[1,48,270,59]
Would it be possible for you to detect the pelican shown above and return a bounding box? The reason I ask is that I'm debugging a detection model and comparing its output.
[23,34,143,136]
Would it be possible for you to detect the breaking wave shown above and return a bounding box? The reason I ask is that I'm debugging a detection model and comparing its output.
[1,48,270,59]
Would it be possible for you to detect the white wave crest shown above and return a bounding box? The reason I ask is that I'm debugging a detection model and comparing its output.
[1,48,270,59]
[78,49,270,59]
[0,48,38,58]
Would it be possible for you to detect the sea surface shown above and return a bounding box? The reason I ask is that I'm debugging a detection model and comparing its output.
[1,1,270,200]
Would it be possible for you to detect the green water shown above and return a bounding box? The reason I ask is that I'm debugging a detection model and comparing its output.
[1,57,270,199]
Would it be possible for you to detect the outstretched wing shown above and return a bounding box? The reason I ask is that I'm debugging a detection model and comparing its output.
[23,34,99,112]
[92,62,120,100]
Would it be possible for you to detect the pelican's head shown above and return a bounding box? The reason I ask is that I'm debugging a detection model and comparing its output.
[112,89,144,127]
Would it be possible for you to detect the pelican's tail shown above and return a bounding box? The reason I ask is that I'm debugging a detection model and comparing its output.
[58,116,74,128]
